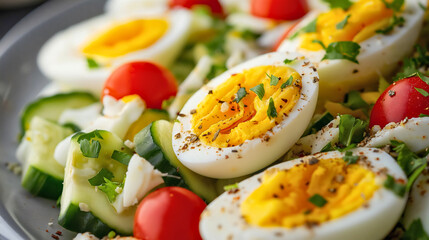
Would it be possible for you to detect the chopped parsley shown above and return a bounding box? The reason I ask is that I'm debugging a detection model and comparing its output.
[375,15,405,34]
[88,168,114,186]
[267,73,280,86]
[86,57,100,69]
[111,150,132,166]
[416,87,429,97]
[281,76,294,89]
[267,98,278,119]
[308,194,328,207]
[283,58,296,64]
[382,0,405,12]
[223,183,239,191]
[384,174,406,197]
[80,139,101,158]
[290,18,318,39]
[233,87,248,103]
[343,90,370,112]
[336,14,351,30]
[391,140,427,176]
[322,0,353,10]
[343,151,359,165]
[98,178,123,203]
[338,114,368,147]
[420,114,429,117]
[407,163,427,192]
[402,219,429,240]
[315,41,361,64]
[394,45,429,81]
[250,84,265,100]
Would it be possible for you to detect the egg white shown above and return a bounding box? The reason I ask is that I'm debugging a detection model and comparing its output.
[172,52,319,179]
[365,117,429,153]
[277,0,426,103]
[37,9,192,95]
[200,148,408,240]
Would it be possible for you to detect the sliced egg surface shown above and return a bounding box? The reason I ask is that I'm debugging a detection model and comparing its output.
[172,52,319,179]
[105,0,168,16]
[277,0,425,105]
[200,148,408,240]
[37,9,192,95]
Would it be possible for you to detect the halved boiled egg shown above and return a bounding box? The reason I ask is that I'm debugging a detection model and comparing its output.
[37,9,192,94]
[172,52,319,179]
[200,148,408,240]
[277,0,425,106]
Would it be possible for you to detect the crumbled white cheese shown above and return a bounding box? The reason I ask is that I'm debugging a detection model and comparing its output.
[112,154,164,213]
[79,203,90,212]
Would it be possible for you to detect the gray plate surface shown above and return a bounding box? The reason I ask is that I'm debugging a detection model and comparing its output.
[0,0,105,239]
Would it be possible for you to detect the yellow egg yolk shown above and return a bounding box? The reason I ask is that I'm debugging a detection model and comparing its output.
[241,158,379,228]
[82,19,168,58]
[300,0,394,51]
[191,65,302,148]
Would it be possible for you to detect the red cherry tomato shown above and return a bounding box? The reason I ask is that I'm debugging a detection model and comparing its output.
[134,187,207,240]
[250,0,309,21]
[369,76,429,128]
[102,62,178,109]
[169,0,224,16]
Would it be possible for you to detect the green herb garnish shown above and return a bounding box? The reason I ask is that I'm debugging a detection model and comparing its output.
[111,150,132,166]
[309,194,328,207]
[402,219,429,240]
[223,183,239,191]
[233,87,248,103]
[267,98,278,119]
[419,2,427,11]
[322,0,353,10]
[390,140,427,176]
[250,84,265,100]
[343,90,370,111]
[86,57,100,69]
[88,168,114,186]
[420,114,429,117]
[283,58,296,64]
[267,73,280,86]
[343,151,359,165]
[336,14,351,29]
[382,0,404,12]
[281,76,294,89]
[80,139,101,158]
[338,114,368,147]
[290,18,318,39]
[416,88,429,97]
[384,175,406,197]
[375,15,405,34]
[98,178,123,203]
[315,41,361,64]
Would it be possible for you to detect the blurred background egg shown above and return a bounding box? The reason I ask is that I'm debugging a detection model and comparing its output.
[37,8,192,95]
[172,52,319,179]
[200,148,408,240]
[277,0,426,110]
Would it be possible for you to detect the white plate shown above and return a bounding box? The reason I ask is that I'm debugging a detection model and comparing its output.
[0,0,104,239]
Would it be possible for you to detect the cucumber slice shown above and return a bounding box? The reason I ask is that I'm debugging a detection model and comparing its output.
[21,117,73,199]
[125,108,169,141]
[59,130,135,237]
[134,120,218,202]
[20,92,97,138]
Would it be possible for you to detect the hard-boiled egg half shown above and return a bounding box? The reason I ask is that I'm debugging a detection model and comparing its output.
[200,148,408,240]
[172,52,319,179]
[38,9,192,94]
[277,0,426,106]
